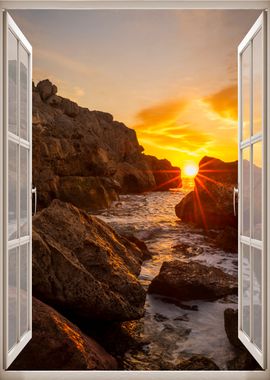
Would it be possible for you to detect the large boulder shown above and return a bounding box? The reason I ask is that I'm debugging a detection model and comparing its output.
[32,199,146,322]
[144,155,182,190]
[10,297,117,370]
[148,260,237,301]
[175,156,237,229]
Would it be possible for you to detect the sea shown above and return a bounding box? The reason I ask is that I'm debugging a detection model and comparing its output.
[97,178,239,369]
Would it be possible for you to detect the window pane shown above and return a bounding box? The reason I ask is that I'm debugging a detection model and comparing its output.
[242,244,250,337]
[253,29,263,136]
[8,247,17,351]
[253,248,262,350]
[20,45,28,141]
[8,30,17,135]
[20,147,28,237]
[242,148,250,236]
[8,141,18,240]
[242,44,251,141]
[253,142,262,240]
[20,244,28,337]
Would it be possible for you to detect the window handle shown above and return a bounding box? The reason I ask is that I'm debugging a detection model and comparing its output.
[233,187,238,217]
[32,187,37,215]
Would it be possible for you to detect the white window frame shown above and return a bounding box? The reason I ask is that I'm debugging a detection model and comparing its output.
[0,1,270,380]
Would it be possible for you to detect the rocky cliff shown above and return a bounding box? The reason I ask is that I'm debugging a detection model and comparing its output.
[33,80,181,211]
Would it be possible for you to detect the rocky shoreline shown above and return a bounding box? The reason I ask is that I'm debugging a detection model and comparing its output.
[10,81,259,371]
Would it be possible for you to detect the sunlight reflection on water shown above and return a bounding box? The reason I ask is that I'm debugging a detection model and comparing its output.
[98,188,238,369]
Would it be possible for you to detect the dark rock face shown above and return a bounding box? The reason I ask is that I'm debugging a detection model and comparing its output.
[10,297,117,370]
[176,355,219,370]
[224,308,242,348]
[32,199,146,322]
[148,260,237,301]
[224,308,261,370]
[175,156,237,229]
[32,80,181,211]
[144,155,182,190]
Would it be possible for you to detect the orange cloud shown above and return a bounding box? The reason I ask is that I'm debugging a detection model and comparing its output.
[204,85,238,121]
[134,98,188,130]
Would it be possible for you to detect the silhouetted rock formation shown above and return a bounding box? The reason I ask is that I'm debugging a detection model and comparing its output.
[10,297,117,370]
[148,260,237,301]
[145,155,182,190]
[224,308,261,370]
[32,199,146,323]
[32,79,181,211]
[175,156,237,229]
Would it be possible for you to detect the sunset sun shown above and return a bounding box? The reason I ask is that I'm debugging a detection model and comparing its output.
[183,163,199,178]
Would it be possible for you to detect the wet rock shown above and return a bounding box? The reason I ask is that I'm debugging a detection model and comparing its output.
[173,241,204,256]
[224,308,242,348]
[144,155,182,190]
[174,313,189,322]
[123,234,152,260]
[32,199,146,323]
[176,355,220,370]
[175,156,237,229]
[211,227,238,253]
[154,313,169,322]
[227,350,261,370]
[85,319,148,363]
[224,308,261,370]
[10,297,117,370]
[148,260,237,301]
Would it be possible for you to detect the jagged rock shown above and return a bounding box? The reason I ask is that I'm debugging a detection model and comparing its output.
[123,234,152,260]
[32,80,181,211]
[148,260,237,301]
[32,199,146,322]
[175,156,237,229]
[37,79,57,101]
[57,175,119,211]
[176,355,219,370]
[10,297,117,370]
[60,97,80,117]
[145,155,182,190]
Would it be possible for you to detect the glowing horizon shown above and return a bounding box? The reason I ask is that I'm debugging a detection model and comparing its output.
[10,9,261,170]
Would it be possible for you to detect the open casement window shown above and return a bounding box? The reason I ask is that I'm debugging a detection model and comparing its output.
[3,12,32,369]
[238,11,267,369]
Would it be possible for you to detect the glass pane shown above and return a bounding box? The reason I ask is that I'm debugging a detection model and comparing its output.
[242,244,250,337]
[242,44,251,141]
[8,247,17,351]
[253,29,263,136]
[8,141,18,241]
[20,45,28,141]
[253,142,262,240]
[253,248,262,350]
[20,244,28,337]
[20,147,29,237]
[8,30,17,135]
[242,148,250,236]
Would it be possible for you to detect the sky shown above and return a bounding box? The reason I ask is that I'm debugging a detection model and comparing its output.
[11,9,261,174]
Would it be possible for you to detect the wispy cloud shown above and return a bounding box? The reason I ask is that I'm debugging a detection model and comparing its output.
[204,85,238,121]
